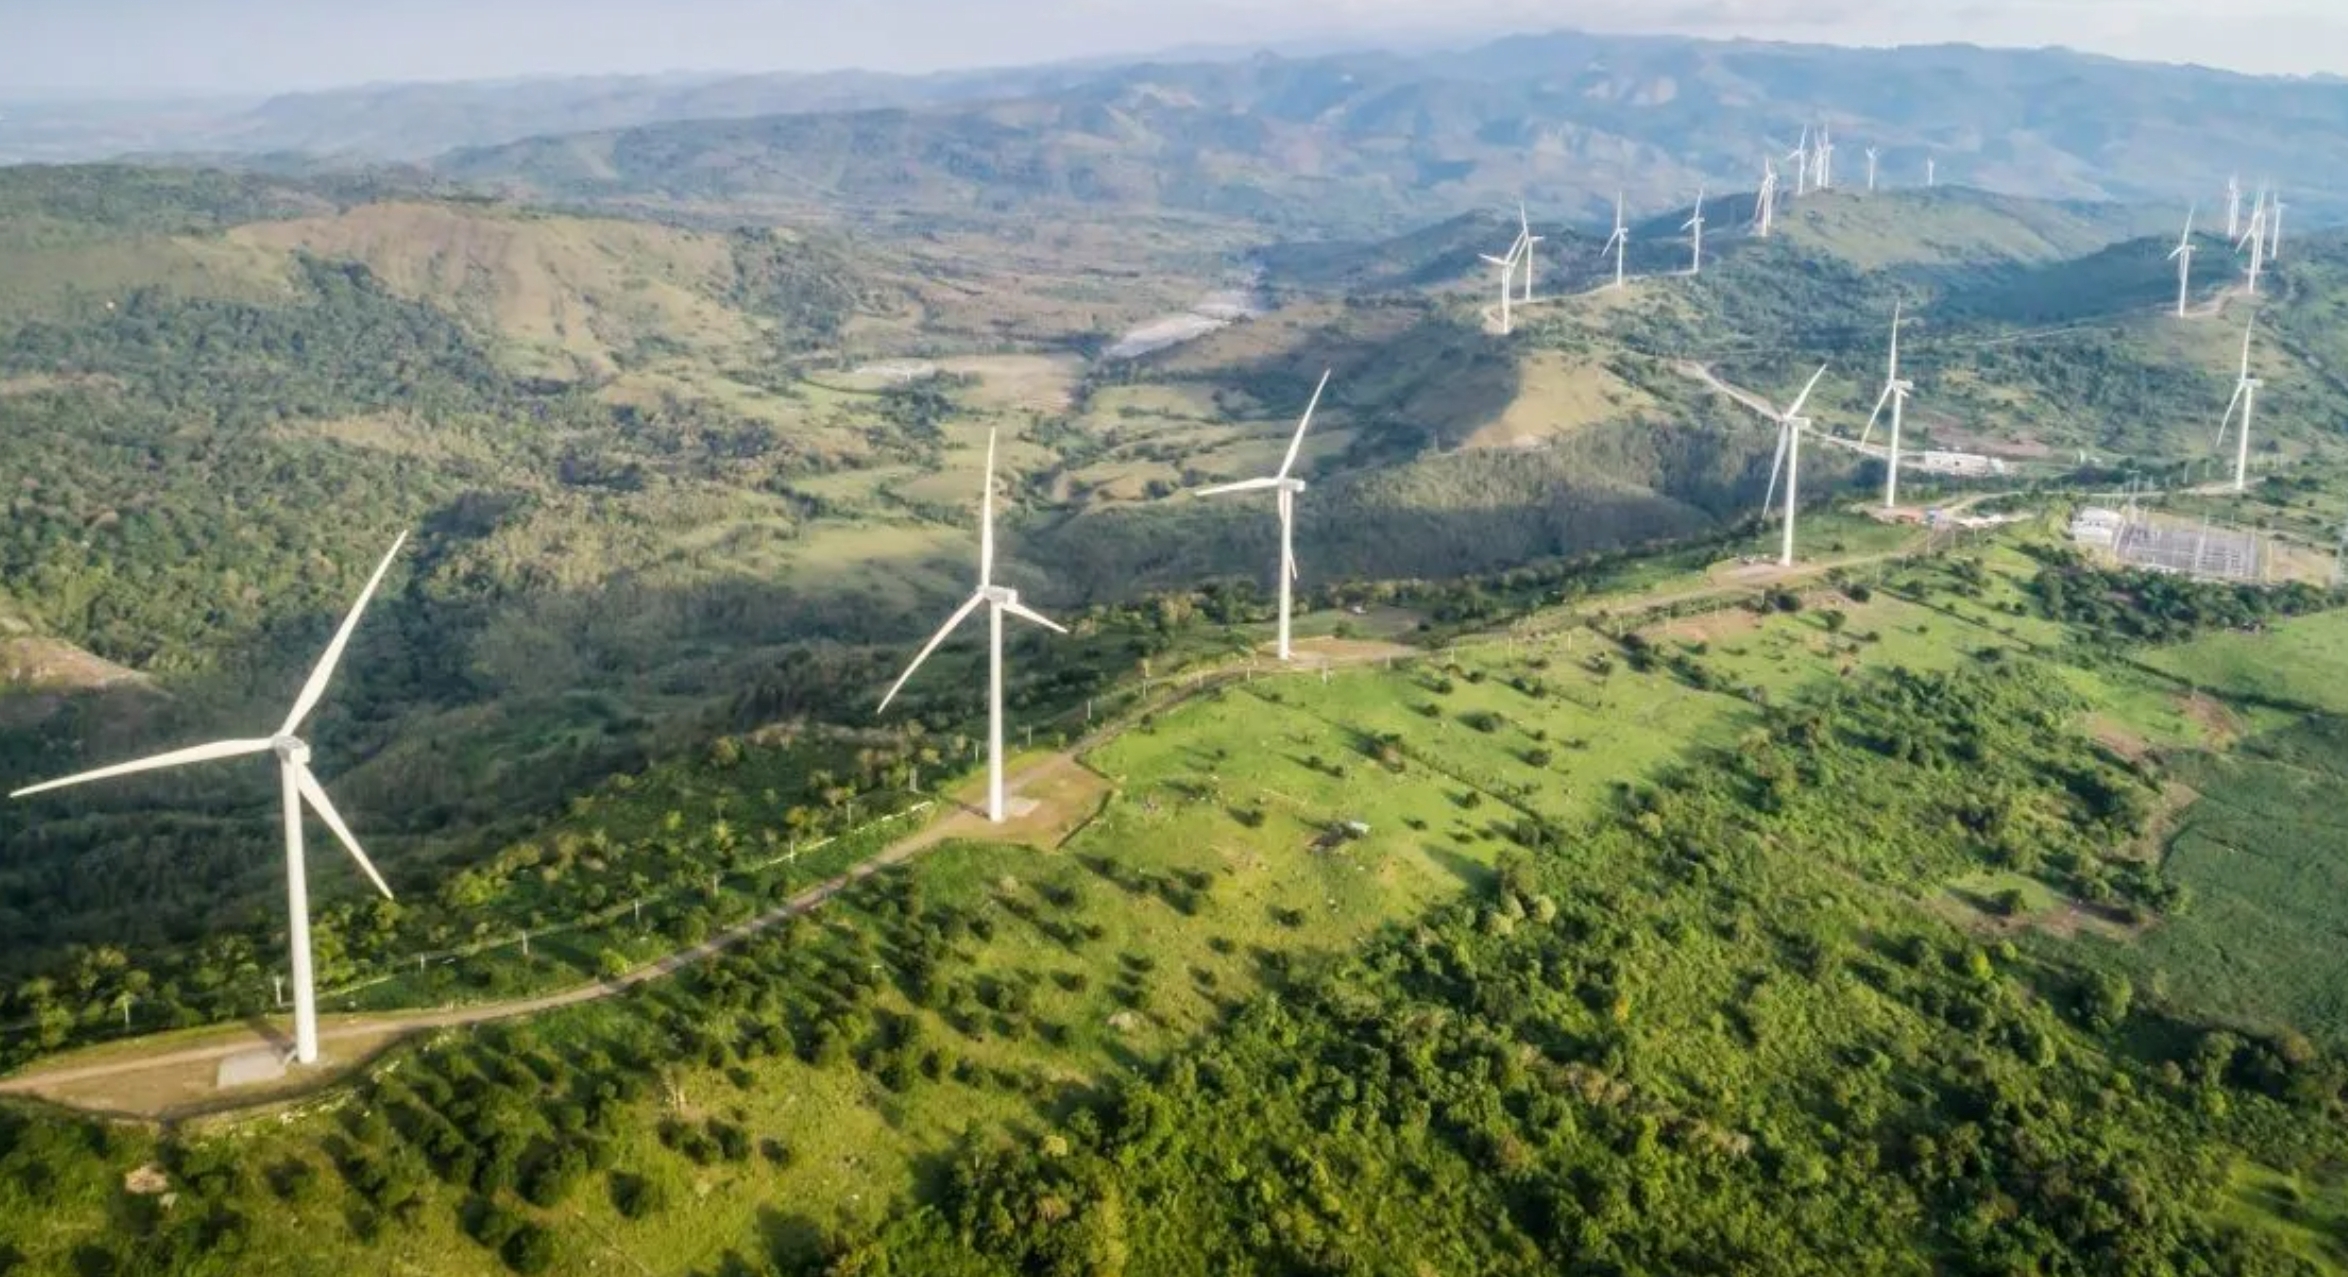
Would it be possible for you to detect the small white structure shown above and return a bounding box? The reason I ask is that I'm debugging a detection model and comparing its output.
[2069,507,2127,549]
[1915,450,2009,477]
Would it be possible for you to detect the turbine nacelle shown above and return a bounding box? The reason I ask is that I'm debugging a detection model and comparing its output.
[273,737,313,767]
[979,585,1021,608]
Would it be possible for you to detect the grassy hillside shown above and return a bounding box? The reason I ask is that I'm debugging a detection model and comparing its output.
[6,523,2348,1275]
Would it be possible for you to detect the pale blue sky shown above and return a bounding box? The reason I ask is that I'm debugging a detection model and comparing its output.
[8,0,2344,94]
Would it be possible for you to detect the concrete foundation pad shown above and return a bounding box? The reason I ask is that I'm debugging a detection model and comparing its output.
[1001,797,1042,819]
[215,1048,290,1090]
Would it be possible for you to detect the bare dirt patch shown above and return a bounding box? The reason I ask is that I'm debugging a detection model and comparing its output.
[2087,713,2153,761]
[1643,607,1763,646]
[2180,691,2246,746]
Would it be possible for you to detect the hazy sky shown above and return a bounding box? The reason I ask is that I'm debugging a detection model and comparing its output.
[8,0,2345,94]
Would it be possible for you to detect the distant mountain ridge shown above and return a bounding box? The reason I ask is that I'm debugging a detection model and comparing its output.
[7,31,2347,233]
[428,32,2348,233]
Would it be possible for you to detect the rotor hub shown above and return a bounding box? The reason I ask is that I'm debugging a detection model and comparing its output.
[1278,478,1308,495]
[981,585,1018,606]
[273,736,311,766]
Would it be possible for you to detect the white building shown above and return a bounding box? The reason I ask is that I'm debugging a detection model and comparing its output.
[1914,450,2010,477]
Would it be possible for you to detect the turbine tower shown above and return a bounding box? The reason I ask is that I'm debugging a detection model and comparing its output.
[1478,246,1518,334]
[1684,186,1707,275]
[1787,128,1812,197]
[1815,124,1835,190]
[1865,146,1880,192]
[878,431,1066,824]
[1926,158,1937,188]
[1197,370,1332,664]
[2239,190,2269,295]
[1604,191,1629,290]
[10,535,409,1067]
[1517,203,1543,302]
[1859,304,1914,511]
[2169,206,2198,318]
[1755,157,1779,238]
[2215,316,2262,494]
[2270,194,2286,261]
[1761,366,1832,568]
[2226,175,2242,241]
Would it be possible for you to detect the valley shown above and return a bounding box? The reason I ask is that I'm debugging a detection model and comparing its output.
[5,28,2348,1276]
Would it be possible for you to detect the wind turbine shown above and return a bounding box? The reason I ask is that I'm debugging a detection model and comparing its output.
[2239,190,2269,295]
[878,431,1066,824]
[2226,175,2242,241]
[2270,193,2286,261]
[1196,370,1332,664]
[2215,316,2262,494]
[1683,186,1707,275]
[1815,124,1835,190]
[1761,366,1832,567]
[1516,203,1543,302]
[10,535,409,1067]
[1859,305,1913,511]
[1478,243,1519,335]
[1787,128,1812,197]
[1604,191,1629,290]
[1865,146,1880,192]
[1755,157,1779,238]
[2169,207,2198,318]
[1926,157,1937,188]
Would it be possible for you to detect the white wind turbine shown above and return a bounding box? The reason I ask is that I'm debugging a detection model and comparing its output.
[1516,203,1543,302]
[1755,157,1780,238]
[2225,175,2242,241]
[1604,191,1629,290]
[10,535,409,1067]
[1926,157,1937,188]
[1760,366,1832,568]
[1815,124,1835,190]
[1787,128,1812,197]
[1858,304,1914,511]
[1478,242,1519,335]
[1865,146,1880,192]
[2169,207,2198,318]
[878,431,1066,824]
[2270,193,2286,261]
[2215,315,2262,494]
[1196,370,1332,664]
[1683,186,1707,275]
[2239,189,2269,295]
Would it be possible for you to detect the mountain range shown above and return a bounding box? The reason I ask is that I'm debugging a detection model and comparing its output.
[7,31,2347,234]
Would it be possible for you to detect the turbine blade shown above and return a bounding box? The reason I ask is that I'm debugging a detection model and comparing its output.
[878,593,985,714]
[1762,425,1791,517]
[2216,384,2248,448]
[980,429,997,588]
[1002,600,1068,635]
[1277,369,1332,481]
[1783,365,1831,422]
[280,532,408,738]
[1195,477,1282,497]
[11,738,276,799]
[294,764,393,901]
[1860,384,1894,449]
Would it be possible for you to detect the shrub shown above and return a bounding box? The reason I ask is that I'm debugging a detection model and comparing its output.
[610,1170,668,1220]
[502,1224,556,1275]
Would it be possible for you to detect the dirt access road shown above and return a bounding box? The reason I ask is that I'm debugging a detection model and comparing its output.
[0,639,1417,1120]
